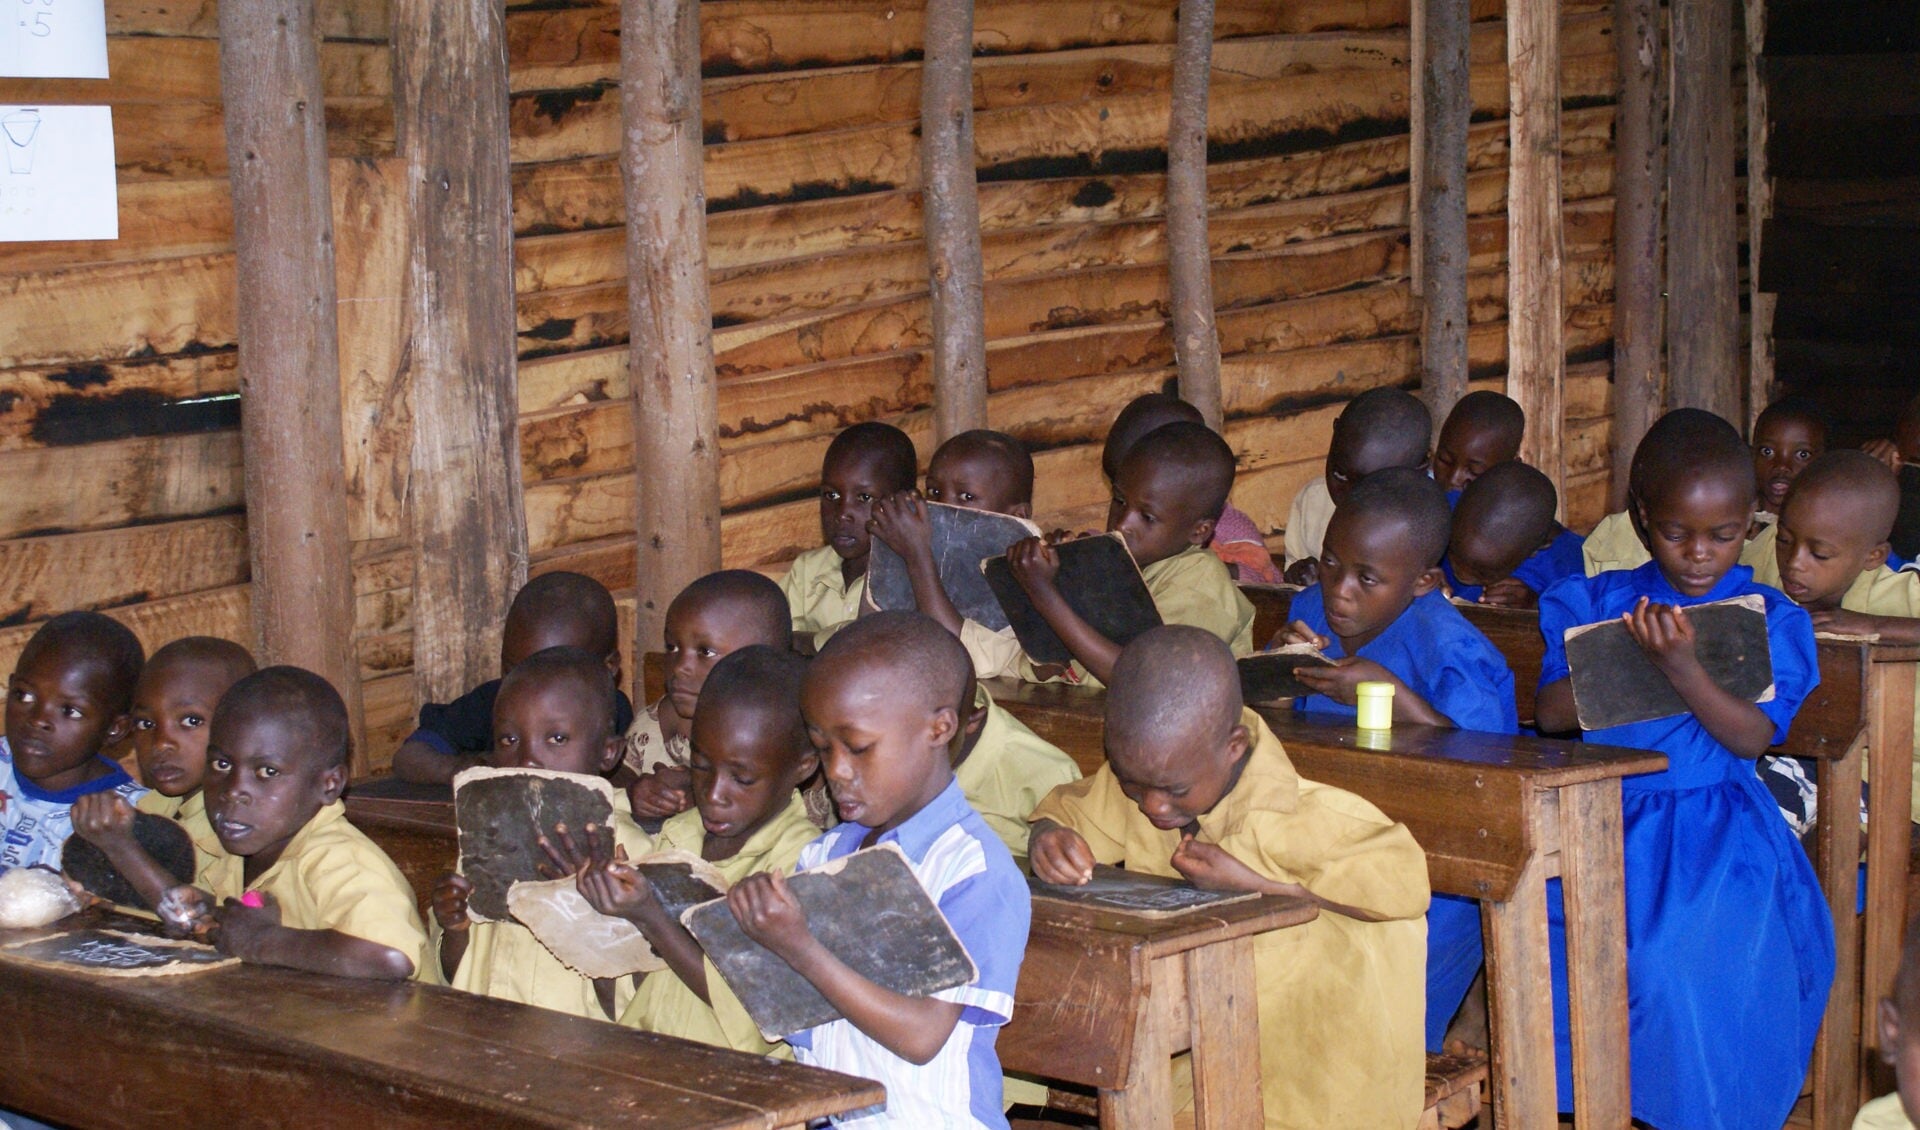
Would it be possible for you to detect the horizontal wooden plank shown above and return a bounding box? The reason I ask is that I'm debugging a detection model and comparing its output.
[0,350,238,453]
[0,430,242,540]
[0,39,389,104]
[0,585,250,690]
[1771,177,1920,226]
[0,178,233,273]
[108,0,392,40]
[0,254,236,371]
[0,515,248,626]
[105,98,394,184]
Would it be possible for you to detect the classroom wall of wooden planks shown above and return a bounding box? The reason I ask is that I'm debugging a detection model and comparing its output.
[0,0,1636,772]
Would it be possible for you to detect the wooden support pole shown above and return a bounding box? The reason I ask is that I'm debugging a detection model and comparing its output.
[1667,0,1742,421]
[393,0,527,703]
[1507,0,1566,502]
[921,0,989,442]
[218,0,365,761]
[1611,0,1665,507]
[1167,0,1223,430]
[622,0,723,669]
[1417,0,1472,426]
[1744,0,1775,428]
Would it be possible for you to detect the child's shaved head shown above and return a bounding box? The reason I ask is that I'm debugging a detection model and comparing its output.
[499,645,618,743]
[669,569,791,650]
[19,611,144,716]
[1450,461,1559,581]
[146,636,256,686]
[698,645,810,757]
[1106,625,1241,764]
[825,420,918,496]
[928,429,1035,513]
[505,571,619,668]
[811,610,971,718]
[1327,388,1433,504]
[1788,450,1900,543]
[215,667,351,771]
[1879,915,1920,1123]
[1338,467,1452,568]
[1755,397,1828,443]
[1120,420,1237,522]
[1632,409,1754,510]
[1443,391,1526,453]
[1433,391,1526,491]
[1103,393,1204,481]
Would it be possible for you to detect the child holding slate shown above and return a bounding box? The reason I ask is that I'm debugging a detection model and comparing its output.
[624,570,795,822]
[428,647,649,1018]
[1282,387,1432,585]
[1441,462,1584,608]
[580,647,821,1054]
[1006,421,1255,686]
[1430,390,1525,493]
[1583,409,1778,576]
[1029,626,1430,1130]
[726,613,1029,1129]
[1530,424,1831,1129]
[70,636,256,906]
[782,421,919,651]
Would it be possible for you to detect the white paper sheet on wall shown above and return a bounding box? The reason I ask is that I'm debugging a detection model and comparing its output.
[0,0,109,79]
[0,105,118,241]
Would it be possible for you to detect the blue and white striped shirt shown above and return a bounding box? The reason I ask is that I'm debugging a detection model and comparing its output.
[787,777,1029,1128]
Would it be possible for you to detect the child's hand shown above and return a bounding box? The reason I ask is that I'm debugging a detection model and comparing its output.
[1810,607,1882,637]
[431,872,473,933]
[1029,823,1096,885]
[69,793,137,849]
[1283,558,1320,587]
[1478,577,1539,609]
[1170,837,1270,894]
[156,884,215,939]
[1276,619,1331,650]
[536,821,608,878]
[211,891,283,960]
[576,847,658,921]
[1864,438,1903,472]
[1005,536,1061,594]
[1621,597,1700,674]
[627,766,692,820]
[1292,656,1395,706]
[728,871,814,958]
[868,491,933,562]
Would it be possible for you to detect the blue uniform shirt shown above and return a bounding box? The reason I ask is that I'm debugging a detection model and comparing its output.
[1443,527,1587,604]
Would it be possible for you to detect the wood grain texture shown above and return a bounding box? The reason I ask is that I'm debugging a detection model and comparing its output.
[1167,0,1224,428]
[1610,0,1663,508]
[1418,0,1473,423]
[1667,0,1742,421]
[921,0,989,442]
[1506,0,1567,507]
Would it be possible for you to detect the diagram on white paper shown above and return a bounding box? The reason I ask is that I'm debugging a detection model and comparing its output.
[1,0,109,79]
[0,105,118,241]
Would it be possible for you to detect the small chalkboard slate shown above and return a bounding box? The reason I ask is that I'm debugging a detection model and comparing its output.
[866,502,1041,632]
[61,812,196,912]
[1238,645,1335,704]
[511,849,730,977]
[682,843,975,1040]
[982,533,1162,666]
[453,767,617,922]
[1565,594,1774,730]
[1892,464,1920,561]
[1026,863,1260,918]
[0,928,236,977]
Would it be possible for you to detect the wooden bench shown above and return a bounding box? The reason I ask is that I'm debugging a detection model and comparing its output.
[0,911,883,1130]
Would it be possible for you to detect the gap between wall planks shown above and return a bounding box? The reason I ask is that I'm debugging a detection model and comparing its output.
[921,0,990,442]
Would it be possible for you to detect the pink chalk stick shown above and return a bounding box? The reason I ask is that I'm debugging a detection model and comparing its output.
[240,891,265,908]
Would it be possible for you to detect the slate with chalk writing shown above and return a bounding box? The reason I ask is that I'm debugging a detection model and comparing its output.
[0,929,236,977]
[983,532,1162,666]
[61,812,196,912]
[1026,863,1260,918]
[454,767,616,922]
[683,843,976,1040]
[866,502,1041,632]
[1565,594,1775,730]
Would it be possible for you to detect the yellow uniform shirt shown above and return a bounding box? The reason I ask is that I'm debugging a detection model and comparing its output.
[618,791,819,1054]
[136,788,224,886]
[1284,476,1335,566]
[1855,1093,1918,1130]
[1029,710,1431,1130]
[954,692,1081,856]
[1020,545,1258,686]
[430,795,652,1020]
[623,698,691,778]
[960,619,1024,681]
[203,801,429,977]
[1583,510,1778,576]
[780,544,865,650]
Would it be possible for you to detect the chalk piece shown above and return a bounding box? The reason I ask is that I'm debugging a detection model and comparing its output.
[1026,863,1260,918]
[453,767,616,922]
[1238,644,1336,703]
[239,891,264,909]
[1565,594,1775,730]
[0,928,236,978]
[866,502,1042,632]
[61,812,195,912]
[682,843,976,1040]
[982,532,1162,666]
[1892,464,1920,561]
[510,849,730,977]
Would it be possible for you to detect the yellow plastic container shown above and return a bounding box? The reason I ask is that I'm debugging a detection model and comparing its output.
[1355,681,1395,731]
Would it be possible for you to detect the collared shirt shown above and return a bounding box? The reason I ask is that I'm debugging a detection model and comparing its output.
[0,738,146,875]
[1443,527,1587,603]
[1285,587,1519,734]
[136,787,224,886]
[1284,477,1335,566]
[623,698,691,778]
[781,544,866,650]
[1855,1093,1918,1130]
[787,777,1028,1129]
[953,690,1080,856]
[1582,510,1778,577]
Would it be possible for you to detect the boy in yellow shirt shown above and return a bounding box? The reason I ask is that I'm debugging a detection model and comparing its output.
[951,675,1079,856]
[579,646,820,1054]
[1030,626,1430,1130]
[1006,421,1256,685]
[428,646,650,1018]
[781,421,919,651]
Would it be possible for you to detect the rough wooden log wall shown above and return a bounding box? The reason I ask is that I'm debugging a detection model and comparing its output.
[0,0,1746,772]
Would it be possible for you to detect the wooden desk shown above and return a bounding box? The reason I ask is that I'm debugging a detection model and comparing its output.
[0,913,883,1129]
[981,676,1665,1130]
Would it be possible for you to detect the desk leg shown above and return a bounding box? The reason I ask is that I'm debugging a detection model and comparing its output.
[1100,971,1173,1130]
[1809,739,1865,1130]
[1187,935,1264,1129]
[1862,660,1915,1102]
[1560,778,1632,1129]
[1483,852,1557,1129]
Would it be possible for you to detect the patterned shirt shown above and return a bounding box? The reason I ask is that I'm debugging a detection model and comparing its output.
[0,736,146,875]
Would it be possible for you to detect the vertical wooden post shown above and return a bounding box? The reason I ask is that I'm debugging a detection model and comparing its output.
[393,0,527,703]
[1507,0,1566,502]
[1744,0,1775,427]
[1167,0,1223,430]
[1611,0,1665,507]
[218,0,365,758]
[1418,0,1472,425]
[1668,0,1741,421]
[623,0,723,674]
[921,0,989,442]
[1409,0,1427,299]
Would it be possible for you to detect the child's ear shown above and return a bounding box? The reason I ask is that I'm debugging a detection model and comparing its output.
[1882,997,1904,1066]
[1009,501,1033,520]
[1187,515,1218,548]
[1222,722,1253,770]
[1412,566,1444,597]
[927,705,961,750]
[319,762,349,804]
[103,712,133,748]
[1866,540,1892,574]
[787,747,821,791]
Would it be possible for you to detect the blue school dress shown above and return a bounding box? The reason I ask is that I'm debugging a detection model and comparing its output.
[1284,585,1519,1049]
[1442,527,1586,604]
[1533,562,1832,1129]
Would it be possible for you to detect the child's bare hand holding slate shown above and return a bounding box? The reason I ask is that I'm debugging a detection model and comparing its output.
[1277,621,1454,727]
[628,766,692,821]
[1027,820,1097,885]
[70,793,183,913]
[1172,837,1393,922]
[1007,536,1128,683]
[430,872,474,977]
[1615,597,1775,756]
[578,847,717,1003]
[868,491,967,637]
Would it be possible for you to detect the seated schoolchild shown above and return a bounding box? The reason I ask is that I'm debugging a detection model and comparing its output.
[624,569,794,823]
[781,421,919,651]
[949,675,1079,856]
[1584,409,1777,576]
[582,646,821,1055]
[727,612,1029,1129]
[428,646,650,1018]
[1431,389,1525,493]
[71,636,256,906]
[1750,397,1828,519]
[1006,421,1255,686]
[1029,626,1430,1129]
[1282,387,1432,585]
[869,428,1039,679]
[1530,425,1831,1128]
[194,667,427,980]
[1859,920,1920,1129]
[1441,461,1585,609]
[391,571,634,785]
[1863,392,1920,474]
[0,612,147,876]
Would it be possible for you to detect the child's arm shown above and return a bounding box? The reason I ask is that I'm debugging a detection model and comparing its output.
[1170,837,1393,921]
[391,741,489,786]
[1478,577,1540,609]
[430,872,472,979]
[578,854,712,1002]
[1536,678,1579,733]
[869,492,967,638]
[212,893,416,980]
[627,767,693,821]
[1280,621,1455,727]
[70,794,180,910]
[1028,819,1098,885]
[1006,537,1124,684]
[729,871,964,1065]
[1625,598,1776,757]
[1810,608,1920,644]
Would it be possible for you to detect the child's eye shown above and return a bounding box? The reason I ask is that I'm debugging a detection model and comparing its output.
[823,489,841,501]
[12,689,31,704]
[547,733,569,744]
[61,705,83,719]
[182,715,205,729]
[732,773,758,787]
[210,756,231,772]
[1795,450,1812,461]
[1759,446,1775,458]
[847,743,874,758]
[699,647,717,658]
[133,718,155,732]
[258,766,278,778]
[856,493,873,503]
[959,491,975,502]
[1811,549,1833,561]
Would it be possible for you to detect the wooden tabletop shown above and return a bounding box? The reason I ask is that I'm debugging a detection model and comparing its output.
[1260,710,1670,787]
[1028,888,1317,961]
[0,913,884,1130]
